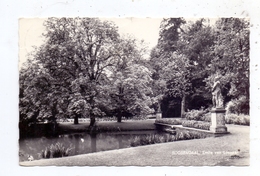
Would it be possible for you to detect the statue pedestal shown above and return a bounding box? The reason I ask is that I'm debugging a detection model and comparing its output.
[156,112,162,120]
[210,108,228,133]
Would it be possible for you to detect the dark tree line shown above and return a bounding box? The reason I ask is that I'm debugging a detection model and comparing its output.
[149,18,249,117]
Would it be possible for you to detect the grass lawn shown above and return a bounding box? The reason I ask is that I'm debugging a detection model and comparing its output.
[57,119,156,133]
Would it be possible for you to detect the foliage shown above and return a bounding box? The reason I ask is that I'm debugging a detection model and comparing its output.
[211,18,249,97]
[182,120,211,130]
[225,114,250,126]
[183,109,211,122]
[130,131,207,147]
[148,18,187,113]
[150,18,249,116]
[155,118,183,125]
[40,142,74,158]
[107,37,154,122]
[150,18,216,117]
[20,18,152,126]
[130,134,175,146]
[20,17,250,129]
[226,96,249,115]
[205,18,250,111]
[200,112,211,122]
[175,130,208,140]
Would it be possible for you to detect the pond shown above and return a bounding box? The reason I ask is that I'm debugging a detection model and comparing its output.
[19,130,166,162]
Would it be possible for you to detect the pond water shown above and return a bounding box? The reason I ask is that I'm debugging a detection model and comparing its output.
[19,130,166,161]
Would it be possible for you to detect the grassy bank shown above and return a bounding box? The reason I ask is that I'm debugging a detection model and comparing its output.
[57,119,156,133]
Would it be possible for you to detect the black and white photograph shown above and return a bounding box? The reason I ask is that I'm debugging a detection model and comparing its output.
[19,17,250,166]
[2,0,260,175]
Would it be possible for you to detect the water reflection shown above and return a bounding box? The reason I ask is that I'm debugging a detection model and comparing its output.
[19,130,161,161]
[90,133,97,153]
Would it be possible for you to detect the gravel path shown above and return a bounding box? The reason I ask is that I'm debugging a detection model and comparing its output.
[20,124,249,166]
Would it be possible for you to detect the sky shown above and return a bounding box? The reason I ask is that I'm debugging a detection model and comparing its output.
[19,17,221,69]
[19,18,163,68]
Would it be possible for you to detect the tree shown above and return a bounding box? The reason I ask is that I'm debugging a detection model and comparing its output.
[20,58,70,124]
[177,19,216,110]
[149,18,187,115]
[150,18,218,116]
[20,18,124,126]
[107,36,154,122]
[207,18,250,113]
[164,53,192,117]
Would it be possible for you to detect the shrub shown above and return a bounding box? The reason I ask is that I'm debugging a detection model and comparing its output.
[40,142,74,159]
[129,131,208,147]
[130,134,176,147]
[184,109,208,121]
[155,118,183,125]
[40,147,51,158]
[226,96,249,115]
[225,113,250,126]
[175,131,207,140]
[182,120,211,130]
[200,112,211,122]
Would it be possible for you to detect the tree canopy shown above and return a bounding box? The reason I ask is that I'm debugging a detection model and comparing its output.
[149,17,249,116]
[20,18,154,125]
[20,17,250,127]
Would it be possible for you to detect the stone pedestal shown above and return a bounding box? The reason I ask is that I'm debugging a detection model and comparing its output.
[210,108,228,133]
[156,112,162,120]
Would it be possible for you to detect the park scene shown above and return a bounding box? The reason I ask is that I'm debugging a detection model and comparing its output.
[19,17,249,166]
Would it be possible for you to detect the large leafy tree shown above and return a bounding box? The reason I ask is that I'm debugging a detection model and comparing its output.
[107,37,154,122]
[150,18,218,117]
[149,18,187,115]
[20,17,124,126]
[206,18,250,113]
[177,19,216,110]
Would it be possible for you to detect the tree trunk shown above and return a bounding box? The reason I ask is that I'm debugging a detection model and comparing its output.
[117,116,122,123]
[89,117,96,127]
[181,95,186,118]
[89,95,96,127]
[74,115,79,124]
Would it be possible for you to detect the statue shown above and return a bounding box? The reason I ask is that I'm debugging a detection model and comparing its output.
[211,76,223,108]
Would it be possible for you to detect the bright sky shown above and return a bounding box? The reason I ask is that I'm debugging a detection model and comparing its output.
[19,18,163,68]
[19,17,219,69]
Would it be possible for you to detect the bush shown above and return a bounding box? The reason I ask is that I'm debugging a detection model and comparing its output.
[184,109,209,121]
[40,142,74,159]
[226,96,249,115]
[175,131,208,140]
[225,114,250,126]
[155,118,183,125]
[130,134,176,147]
[200,112,211,122]
[129,131,207,147]
[182,120,211,130]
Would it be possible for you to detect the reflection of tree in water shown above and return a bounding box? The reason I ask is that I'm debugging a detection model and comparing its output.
[118,136,123,148]
[90,133,97,152]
